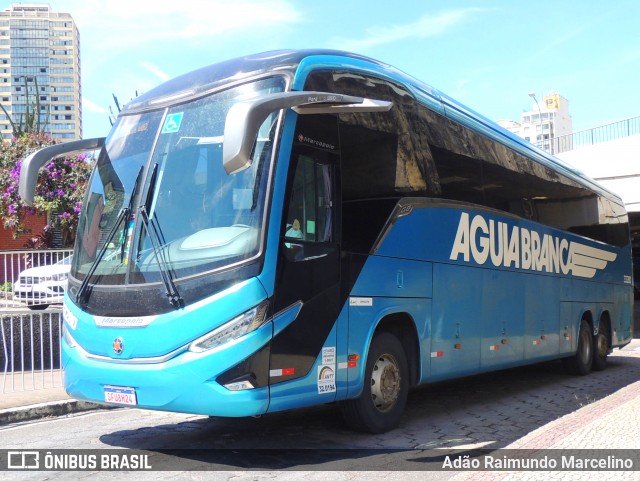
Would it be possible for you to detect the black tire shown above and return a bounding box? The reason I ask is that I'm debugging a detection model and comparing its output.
[592,323,610,371]
[27,304,49,310]
[340,332,409,433]
[562,320,593,376]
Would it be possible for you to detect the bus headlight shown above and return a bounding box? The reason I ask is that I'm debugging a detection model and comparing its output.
[188,301,269,353]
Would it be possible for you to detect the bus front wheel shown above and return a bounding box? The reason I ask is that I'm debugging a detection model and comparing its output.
[340,332,408,433]
[563,320,593,376]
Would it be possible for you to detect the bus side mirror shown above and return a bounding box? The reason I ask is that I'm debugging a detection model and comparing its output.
[222,91,392,175]
[18,137,105,205]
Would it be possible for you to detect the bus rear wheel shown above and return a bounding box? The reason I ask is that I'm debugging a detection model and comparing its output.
[563,320,593,376]
[592,325,610,371]
[340,332,408,433]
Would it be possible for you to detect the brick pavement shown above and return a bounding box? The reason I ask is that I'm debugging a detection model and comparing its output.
[1,339,639,479]
[450,341,640,480]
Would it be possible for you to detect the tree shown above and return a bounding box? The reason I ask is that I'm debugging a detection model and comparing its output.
[0,132,94,247]
[0,76,49,137]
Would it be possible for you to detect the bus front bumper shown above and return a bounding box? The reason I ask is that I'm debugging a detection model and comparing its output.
[61,325,271,418]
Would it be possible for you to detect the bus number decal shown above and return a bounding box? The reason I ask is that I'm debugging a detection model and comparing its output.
[318,347,336,394]
[318,366,336,394]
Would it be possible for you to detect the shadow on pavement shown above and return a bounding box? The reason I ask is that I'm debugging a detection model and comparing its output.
[98,353,640,469]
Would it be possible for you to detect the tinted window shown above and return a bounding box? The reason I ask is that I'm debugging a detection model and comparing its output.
[303,70,629,248]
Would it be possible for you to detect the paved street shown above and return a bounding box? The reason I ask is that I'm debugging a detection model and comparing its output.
[1,341,639,479]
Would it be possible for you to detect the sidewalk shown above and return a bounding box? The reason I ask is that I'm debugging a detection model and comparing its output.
[449,340,640,481]
[0,370,100,424]
[507,338,640,450]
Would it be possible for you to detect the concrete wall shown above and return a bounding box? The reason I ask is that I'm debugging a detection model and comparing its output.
[556,135,640,212]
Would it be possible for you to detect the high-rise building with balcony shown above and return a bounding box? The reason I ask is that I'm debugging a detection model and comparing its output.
[0,2,81,141]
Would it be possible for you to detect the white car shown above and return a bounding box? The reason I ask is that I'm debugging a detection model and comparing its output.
[14,255,72,310]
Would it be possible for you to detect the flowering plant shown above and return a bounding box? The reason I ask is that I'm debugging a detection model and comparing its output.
[0,132,93,246]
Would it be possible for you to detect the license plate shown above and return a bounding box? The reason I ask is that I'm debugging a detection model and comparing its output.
[104,385,137,406]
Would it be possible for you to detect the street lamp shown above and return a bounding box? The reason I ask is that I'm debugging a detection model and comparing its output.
[528,92,544,150]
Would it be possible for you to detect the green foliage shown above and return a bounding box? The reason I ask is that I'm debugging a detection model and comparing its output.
[23,224,56,249]
[0,132,94,246]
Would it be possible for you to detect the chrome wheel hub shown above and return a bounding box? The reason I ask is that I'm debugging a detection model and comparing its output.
[370,353,401,413]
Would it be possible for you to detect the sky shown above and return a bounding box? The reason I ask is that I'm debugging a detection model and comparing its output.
[16,0,640,139]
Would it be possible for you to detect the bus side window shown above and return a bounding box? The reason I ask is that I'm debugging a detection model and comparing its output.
[283,153,334,261]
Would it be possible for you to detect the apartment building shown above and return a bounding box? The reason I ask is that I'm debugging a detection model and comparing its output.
[0,2,81,141]
[498,93,572,154]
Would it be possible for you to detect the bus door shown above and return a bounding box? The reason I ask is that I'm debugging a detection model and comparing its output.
[268,115,342,411]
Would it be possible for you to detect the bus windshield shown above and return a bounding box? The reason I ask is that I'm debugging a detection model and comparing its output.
[72,76,284,285]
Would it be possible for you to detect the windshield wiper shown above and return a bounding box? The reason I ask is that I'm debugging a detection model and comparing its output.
[142,163,165,244]
[138,204,184,309]
[76,166,144,308]
[137,162,183,309]
[76,206,125,308]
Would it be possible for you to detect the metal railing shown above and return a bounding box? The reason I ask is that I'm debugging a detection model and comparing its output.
[537,116,640,154]
[1,310,62,393]
[0,249,69,393]
[1,249,73,309]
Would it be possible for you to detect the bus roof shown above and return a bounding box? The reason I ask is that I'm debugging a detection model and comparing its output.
[122,49,623,206]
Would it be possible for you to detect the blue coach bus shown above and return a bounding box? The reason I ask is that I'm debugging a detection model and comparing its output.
[19,50,633,433]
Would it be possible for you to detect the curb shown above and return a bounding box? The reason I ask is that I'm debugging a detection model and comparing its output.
[0,399,106,425]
